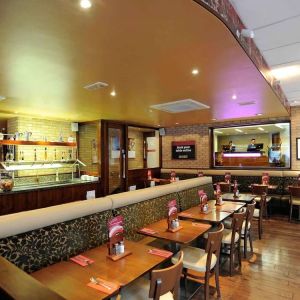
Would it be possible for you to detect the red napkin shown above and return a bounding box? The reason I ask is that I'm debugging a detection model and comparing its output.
[140,227,157,234]
[70,255,94,267]
[148,248,173,258]
[87,278,120,294]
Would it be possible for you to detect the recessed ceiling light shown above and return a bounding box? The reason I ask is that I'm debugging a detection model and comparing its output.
[212,118,217,121]
[80,0,92,9]
[0,96,6,101]
[157,124,161,127]
[232,94,237,100]
[110,90,116,97]
[256,113,263,116]
[235,128,243,133]
[191,68,199,75]
[270,65,300,80]
[175,122,179,125]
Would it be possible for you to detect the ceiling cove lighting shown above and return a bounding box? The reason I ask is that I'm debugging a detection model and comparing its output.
[235,128,243,133]
[80,0,92,9]
[270,65,300,80]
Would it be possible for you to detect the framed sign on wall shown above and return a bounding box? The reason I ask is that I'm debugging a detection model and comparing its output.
[297,138,300,160]
[172,141,195,159]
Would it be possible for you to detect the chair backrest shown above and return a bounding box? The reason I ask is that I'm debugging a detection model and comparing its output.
[149,251,183,300]
[244,201,255,233]
[251,184,268,195]
[230,212,245,245]
[220,183,231,193]
[289,186,300,201]
[205,223,224,272]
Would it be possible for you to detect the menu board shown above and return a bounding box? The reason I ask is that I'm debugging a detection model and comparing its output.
[172,141,195,159]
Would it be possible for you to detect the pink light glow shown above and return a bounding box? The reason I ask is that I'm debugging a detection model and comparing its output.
[223,153,261,158]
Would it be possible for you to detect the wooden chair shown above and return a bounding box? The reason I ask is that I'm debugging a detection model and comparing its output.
[240,202,255,258]
[253,194,267,239]
[172,224,224,300]
[119,251,183,300]
[219,182,231,193]
[221,212,245,276]
[251,184,271,216]
[289,186,300,221]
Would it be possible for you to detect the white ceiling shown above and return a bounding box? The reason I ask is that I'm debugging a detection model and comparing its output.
[230,0,300,106]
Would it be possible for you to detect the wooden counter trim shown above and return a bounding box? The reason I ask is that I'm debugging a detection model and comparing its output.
[0,257,64,300]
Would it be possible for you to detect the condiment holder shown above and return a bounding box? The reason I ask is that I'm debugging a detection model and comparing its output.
[199,190,210,213]
[107,216,131,261]
[167,199,182,232]
[215,184,224,205]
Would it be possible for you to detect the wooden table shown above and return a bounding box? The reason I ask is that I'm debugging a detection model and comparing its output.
[32,240,169,300]
[221,193,254,203]
[248,184,278,190]
[178,200,245,224]
[138,219,211,244]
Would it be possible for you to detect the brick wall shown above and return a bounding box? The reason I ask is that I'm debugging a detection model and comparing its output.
[162,113,300,170]
[291,107,300,170]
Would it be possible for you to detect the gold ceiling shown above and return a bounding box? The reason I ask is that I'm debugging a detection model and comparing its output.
[0,0,289,126]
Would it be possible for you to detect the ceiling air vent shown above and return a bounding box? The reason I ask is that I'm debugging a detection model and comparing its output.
[84,81,109,91]
[150,99,210,113]
[238,101,256,106]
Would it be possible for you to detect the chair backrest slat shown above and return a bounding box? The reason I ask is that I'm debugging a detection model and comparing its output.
[149,251,183,300]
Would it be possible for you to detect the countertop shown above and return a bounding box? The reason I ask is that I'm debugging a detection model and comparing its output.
[0,179,100,195]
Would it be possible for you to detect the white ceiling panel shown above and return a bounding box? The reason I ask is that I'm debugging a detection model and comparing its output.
[229,0,300,105]
[263,43,300,67]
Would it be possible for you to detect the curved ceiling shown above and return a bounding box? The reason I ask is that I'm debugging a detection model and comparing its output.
[0,0,289,126]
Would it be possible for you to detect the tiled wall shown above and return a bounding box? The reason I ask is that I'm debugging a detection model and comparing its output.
[7,117,77,178]
[78,123,100,175]
[162,114,299,169]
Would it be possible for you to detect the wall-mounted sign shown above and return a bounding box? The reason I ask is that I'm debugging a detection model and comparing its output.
[172,141,195,159]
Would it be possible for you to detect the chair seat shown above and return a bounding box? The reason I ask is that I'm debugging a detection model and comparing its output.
[222,228,239,244]
[254,196,271,202]
[119,276,174,300]
[223,218,232,229]
[253,208,260,218]
[292,197,300,206]
[171,247,217,273]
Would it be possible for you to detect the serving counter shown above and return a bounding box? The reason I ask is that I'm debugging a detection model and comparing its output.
[216,152,269,167]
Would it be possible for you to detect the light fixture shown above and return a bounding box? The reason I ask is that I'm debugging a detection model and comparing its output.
[110,90,116,97]
[80,0,92,9]
[175,122,179,125]
[241,28,255,39]
[256,113,263,116]
[0,96,6,101]
[211,118,217,121]
[232,94,237,100]
[270,65,300,80]
[235,128,243,133]
[258,127,264,131]
[191,68,199,75]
